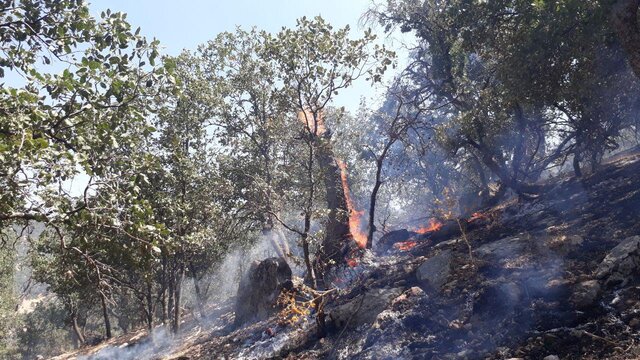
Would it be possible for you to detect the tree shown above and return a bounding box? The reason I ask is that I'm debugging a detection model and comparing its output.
[265,15,394,261]
[0,0,168,230]
[375,0,640,198]
[611,0,640,78]
[0,231,18,357]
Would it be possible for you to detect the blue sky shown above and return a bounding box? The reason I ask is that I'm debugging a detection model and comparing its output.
[89,0,414,113]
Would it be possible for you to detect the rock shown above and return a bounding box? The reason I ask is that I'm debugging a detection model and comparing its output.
[415,250,453,291]
[234,257,292,326]
[543,355,560,360]
[329,287,403,329]
[475,236,527,261]
[570,280,601,309]
[595,236,640,287]
[546,234,584,254]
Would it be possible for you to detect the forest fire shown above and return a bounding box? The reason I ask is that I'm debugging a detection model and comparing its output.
[469,211,488,222]
[415,218,443,234]
[393,240,417,251]
[337,160,368,249]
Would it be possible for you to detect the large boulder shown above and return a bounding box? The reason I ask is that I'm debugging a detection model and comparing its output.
[415,250,453,292]
[234,257,292,326]
[329,287,403,330]
[475,235,527,262]
[595,235,640,287]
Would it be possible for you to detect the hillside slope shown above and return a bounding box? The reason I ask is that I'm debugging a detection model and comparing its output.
[56,151,640,360]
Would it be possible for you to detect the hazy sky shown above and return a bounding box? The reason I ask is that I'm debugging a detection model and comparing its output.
[88,0,414,113]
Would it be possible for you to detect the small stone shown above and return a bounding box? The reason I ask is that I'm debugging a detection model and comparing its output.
[543,355,560,360]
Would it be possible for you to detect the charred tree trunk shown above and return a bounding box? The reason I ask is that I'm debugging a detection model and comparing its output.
[145,281,154,330]
[612,0,640,78]
[99,292,112,339]
[161,253,168,325]
[469,152,490,195]
[573,151,583,177]
[315,136,350,265]
[173,262,185,333]
[189,261,207,318]
[367,165,382,249]
[167,263,175,328]
[512,103,527,182]
[302,212,317,289]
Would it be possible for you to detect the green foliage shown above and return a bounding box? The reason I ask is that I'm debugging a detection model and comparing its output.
[377,0,640,195]
[0,0,170,229]
[0,239,18,358]
[17,299,73,359]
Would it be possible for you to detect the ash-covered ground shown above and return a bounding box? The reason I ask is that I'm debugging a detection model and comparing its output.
[55,151,640,360]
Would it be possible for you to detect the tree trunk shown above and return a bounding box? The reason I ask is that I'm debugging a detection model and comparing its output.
[189,262,206,318]
[161,254,168,325]
[612,0,640,78]
[573,151,583,177]
[512,103,527,181]
[99,293,112,339]
[167,264,175,328]
[146,281,154,330]
[315,136,351,265]
[173,263,185,333]
[467,137,541,195]
[367,159,383,249]
[301,212,317,289]
[71,313,85,346]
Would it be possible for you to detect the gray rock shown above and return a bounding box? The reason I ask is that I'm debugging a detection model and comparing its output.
[329,287,403,329]
[546,234,584,254]
[543,355,560,360]
[595,236,640,287]
[570,280,601,309]
[475,236,527,261]
[234,257,292,326]
[416,250,453,291]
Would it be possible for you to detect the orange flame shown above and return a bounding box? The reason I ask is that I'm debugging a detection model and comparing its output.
[337,160,367,249]
[414,218,443,234]
[469,211,488,222]
[393,240,418,251]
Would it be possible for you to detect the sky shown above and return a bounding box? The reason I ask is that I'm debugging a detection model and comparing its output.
[88,0,414,113]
